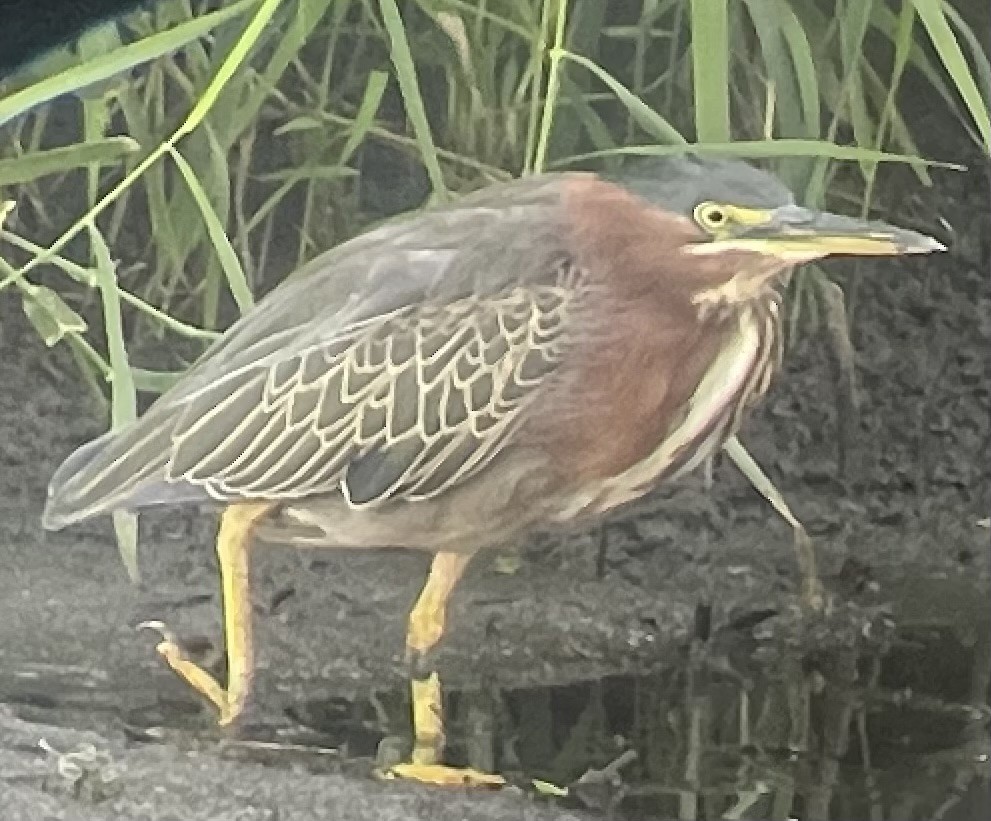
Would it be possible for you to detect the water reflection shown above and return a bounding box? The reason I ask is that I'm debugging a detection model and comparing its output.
[289,607,990,820]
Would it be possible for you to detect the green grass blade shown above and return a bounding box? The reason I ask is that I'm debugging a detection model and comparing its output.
[690,0,730,141]
[522,0,554,176]
[213,0,337,150]
[912,0,991,152]
[0,228,220,341]
[168,146,253,315]
[942,5,991,111]
[174,0,285,143]
[540,0,608,167]
[76,23,120,206]
[340,70,389,164]
[867,5,931,192]
[0,137,139,187]
[838,0,875,176]
[723,436,806,537]
[533,0,571,173]
[88,224,140,583]
[561,75,618,157]
[877,3,918,138]
[4,0,284,294]
[20,284,88,346]
[869,3,969,134]
[742,1,800,138]
[774,0,821,137]
[0,0,260,128]
[559,50,686,144]
[554,139,963,168]
[378,0,448,196]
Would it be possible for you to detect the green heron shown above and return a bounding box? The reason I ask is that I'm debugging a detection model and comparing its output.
[43,156,941,787]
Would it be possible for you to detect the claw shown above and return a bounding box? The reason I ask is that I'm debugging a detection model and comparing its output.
[136,619,231,720]
[136,619,177,644]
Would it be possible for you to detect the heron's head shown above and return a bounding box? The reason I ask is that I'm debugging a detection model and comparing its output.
[616,155,943,309]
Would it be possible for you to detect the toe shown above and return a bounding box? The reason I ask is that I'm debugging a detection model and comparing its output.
[379,763,506,788]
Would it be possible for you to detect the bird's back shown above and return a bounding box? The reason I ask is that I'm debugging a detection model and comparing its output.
[43,175,577,529]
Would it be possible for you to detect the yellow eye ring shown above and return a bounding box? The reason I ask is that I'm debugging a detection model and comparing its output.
[693,202,730,232]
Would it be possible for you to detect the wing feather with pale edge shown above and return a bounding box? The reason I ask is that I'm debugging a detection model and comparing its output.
[162,284,575,507]
[41,174,583,528]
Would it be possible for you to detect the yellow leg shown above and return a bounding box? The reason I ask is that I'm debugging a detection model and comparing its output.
[382,551,504,788]
[141,501,272,725]
[406,551,472,659]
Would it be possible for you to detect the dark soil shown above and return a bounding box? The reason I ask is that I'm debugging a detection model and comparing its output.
[0,166,988,820]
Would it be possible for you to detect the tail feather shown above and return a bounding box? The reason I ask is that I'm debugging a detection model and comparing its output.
[42,414,209,530]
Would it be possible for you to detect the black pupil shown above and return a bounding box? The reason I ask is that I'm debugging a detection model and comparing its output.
[708,208,726,224]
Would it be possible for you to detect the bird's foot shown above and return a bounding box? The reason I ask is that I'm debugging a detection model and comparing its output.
[376,672,506,788]
[138,620,243,726]
[379,762,506,788]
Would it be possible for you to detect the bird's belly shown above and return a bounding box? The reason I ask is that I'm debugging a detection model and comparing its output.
[256,448,558,552]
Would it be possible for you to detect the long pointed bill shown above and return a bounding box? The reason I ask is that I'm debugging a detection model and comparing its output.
[687,204,945,263]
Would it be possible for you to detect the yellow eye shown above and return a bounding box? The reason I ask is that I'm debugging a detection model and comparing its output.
[694,202,730,232]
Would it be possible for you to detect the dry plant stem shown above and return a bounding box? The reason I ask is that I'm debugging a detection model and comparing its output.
[723,436,823,610]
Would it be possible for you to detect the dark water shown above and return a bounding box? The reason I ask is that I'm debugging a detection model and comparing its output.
[277,618,989,820]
